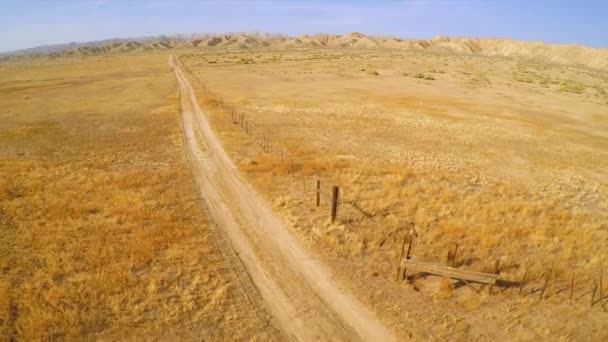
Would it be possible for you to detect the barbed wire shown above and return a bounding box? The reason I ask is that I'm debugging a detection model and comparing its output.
[176,55,608,308]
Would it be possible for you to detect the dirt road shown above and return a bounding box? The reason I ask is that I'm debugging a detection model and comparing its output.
[170,55,395,341]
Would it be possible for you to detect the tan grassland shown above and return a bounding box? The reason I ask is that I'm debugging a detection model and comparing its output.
[0,54,279,340]
[179,48,608,339]
[1,36,607,340]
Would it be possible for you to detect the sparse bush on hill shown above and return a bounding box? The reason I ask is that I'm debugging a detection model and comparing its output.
[559,80,585,94]
[237,58,255,64]
[412,73,435,80]
[515,77,534,83]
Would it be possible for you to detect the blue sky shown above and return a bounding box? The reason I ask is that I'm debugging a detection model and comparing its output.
[1,0,607,52]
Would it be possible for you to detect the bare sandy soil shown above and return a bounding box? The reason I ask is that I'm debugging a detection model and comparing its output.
[180,48,608,339]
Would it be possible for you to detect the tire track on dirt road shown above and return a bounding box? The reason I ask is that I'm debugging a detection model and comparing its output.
[171,55,396,341]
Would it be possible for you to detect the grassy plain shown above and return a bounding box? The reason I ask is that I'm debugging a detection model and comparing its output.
[0,54,277,340]
[181,48,608,339]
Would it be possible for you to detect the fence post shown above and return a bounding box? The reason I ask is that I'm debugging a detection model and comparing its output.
[570,272,575,304]
[331,186,340,223]
[591,281,597,307]
[447,243,458,267]
[402,238,413,281]
[316,180,321,207]
[600,265,604,307]
[395,236,408,282]
[489,259,500,295]
[540,263,553,300]
[519,266,528,294]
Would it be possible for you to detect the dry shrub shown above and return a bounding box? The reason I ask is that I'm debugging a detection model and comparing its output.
[458,290,483,311]
[436,277,454,299]
[243,153,351,177]
[242,154,293,175]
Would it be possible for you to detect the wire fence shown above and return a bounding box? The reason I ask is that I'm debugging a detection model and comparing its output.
[176,54,608,309]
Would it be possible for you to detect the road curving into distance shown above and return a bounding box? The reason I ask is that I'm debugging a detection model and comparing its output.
[170,55,396,342]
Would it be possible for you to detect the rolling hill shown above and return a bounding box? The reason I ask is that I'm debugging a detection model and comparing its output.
[3,33,607,71]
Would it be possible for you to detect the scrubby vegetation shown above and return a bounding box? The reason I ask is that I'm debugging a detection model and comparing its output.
[0,54,272,340]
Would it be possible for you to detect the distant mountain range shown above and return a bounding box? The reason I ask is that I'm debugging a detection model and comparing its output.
[2,32,607,71]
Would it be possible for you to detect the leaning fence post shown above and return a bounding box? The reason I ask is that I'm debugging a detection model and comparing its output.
[316,180,321,207]
[591,281,598,307]
[402,238,413,281]
[600,265,604,307]
[447,243,459,267]
[489,259,500,295]
[570,272,575,304]
[395,236,408,282]
[540,263,553,300]
[519,266,528,294]
[331,186,340,223]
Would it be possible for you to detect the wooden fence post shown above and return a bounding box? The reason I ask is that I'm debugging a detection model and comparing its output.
[519,266,528,294]
[331,186,340,223]
[395,236,408,282]
[489,259,500,295]
[402,238,413,281]
[447,243,459,267]
[540,263,553,300]
[316,180,321,207]
[570,272,575,304]
[591,281,598,307]
[600,265,604,307]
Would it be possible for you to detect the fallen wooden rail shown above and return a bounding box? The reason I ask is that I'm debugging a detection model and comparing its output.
[401,256,499,285]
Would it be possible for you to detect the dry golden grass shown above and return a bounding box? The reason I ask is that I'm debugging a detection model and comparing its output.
[0,54,276,340]
[436,278,454,299]
[180,48,608,339]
